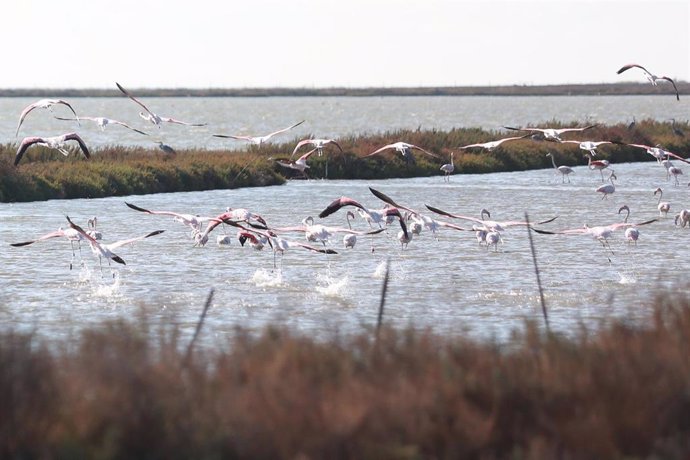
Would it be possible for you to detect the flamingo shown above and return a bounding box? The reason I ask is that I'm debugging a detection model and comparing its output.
[273,216,385,247]
[237,230,267,250]
[292,138,343,157]
[668,164,684,185]
[675,209,690,228]
[365,142,439,161]
[561,140,615,156]
[343,211,358,249]
[424,205,557,233]
[116,82,207,127]
[66,215,164,274]
[654,188,671,216]
[55,116,148,136]
[87,217,103,241]
[16,99,79,137]
[214,120,305,146]
[10,226,85,269]
[125,202,211,236]
[245,229,338,269]
[485,230,502,252]
[15,133,90,166]
[273,148,317,178]
[224,207,268,228]
[618,205,640,245]
[546,152,573,183]
[531,217,656,253]
[457,133,530,151]
[503,124,597,142]
[587,154,612,182]
[440,152,455,181]
[620,143,689,164]
[595,172,617,199]
[628,116,636,131]
[397,228,413,249]
[616,63,680,101]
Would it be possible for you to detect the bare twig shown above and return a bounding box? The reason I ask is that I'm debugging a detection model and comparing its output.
[375,258,391,341]
[184,288,214,366]
[525,213,549,330]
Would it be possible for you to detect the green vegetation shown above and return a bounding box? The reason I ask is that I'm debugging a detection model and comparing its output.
[2,119,688,202]
[2,292,690,458]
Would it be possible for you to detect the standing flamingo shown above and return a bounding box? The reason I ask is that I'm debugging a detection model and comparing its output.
[546,152,573,183]
[587,154,612,182]
[440,152,455,181]
[618,205,640,245]
[654,188,671,216]
[595,172,617,199]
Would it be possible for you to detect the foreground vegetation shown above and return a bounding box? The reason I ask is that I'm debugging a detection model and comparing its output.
[1,119,688,202]
[2,292,690,458]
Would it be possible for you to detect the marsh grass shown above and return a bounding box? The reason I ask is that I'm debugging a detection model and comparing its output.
[2,292,690,458]
[2,119,689,202]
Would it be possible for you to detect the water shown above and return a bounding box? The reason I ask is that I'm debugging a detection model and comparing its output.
[2,160,688,345]
[1,95,688,150]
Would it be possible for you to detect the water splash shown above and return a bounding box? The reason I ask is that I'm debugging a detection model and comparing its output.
[617,271,637,284]
[250,268,283,287]
[315,273,349,297]
[93,273,122,297]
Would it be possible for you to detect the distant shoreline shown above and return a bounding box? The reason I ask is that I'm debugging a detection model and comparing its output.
[1,82,688,98]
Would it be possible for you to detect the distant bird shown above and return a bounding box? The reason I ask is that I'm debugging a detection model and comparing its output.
[156,141,175,154]
[546,152,573,183]
[531,218,657,252]
[654,187,670,217]
[87,216,103,241]
[561,140,615,156]
[616,63,680,101]
[125,202,210,236]
[224,207,268,228]
[16,99,79,137]
[116,82,207,127]
[55,116,148,136]
[247,229,338,269]
[273,217,385,248]
[628,116,636,131]
[503,124,597,142]
[15,133,90,166]
[670,118,685,137]
[457,134,530,151]
[587,154,612,182]
[274,148,318,178]
[618,205,640,245]
[318,196,410,242]
[365,141,439,160]
[619,143,689,164]
[214,120,305,146]
[292,138,342,158]
[440,152,455,181]
[668,164,684,186]
[595,172,616,199]
[424,205,557,233]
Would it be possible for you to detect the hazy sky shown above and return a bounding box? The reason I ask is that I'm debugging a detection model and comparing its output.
[3,0,688,89]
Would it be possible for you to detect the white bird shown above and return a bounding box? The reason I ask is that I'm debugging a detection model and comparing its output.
[560,140,615,156]
[546,152,573,183]
[274,216,385,247]
[247,229,338,269]
[397,228,413,249]
[216,235,233,246]
[668,165,684,185]
[274,148,317,178]
[66,215,164,272]
[595,172,617,199]
[125,202,213,237]
[16,99,79,137]
[343,211,358,249]
[224,207,268,228]
[503,124,598,142]
[485,230,502,252]
[214,120,305,146]
[116,82,207,127]
[10,226,85,269]
[617,63,680,101]
[532,218,656,252]
[55,116,148,136]
[440,152,455,181]
[87,216,103,241]
[15,133,90,166]
[424,205,557,234]
[618,205,640,245]
[457,133,531,151]
[654,188,671,216]
[674,209,690,228]
[365,142,439,160]
[621,143,689,164]
[292,138,343,158]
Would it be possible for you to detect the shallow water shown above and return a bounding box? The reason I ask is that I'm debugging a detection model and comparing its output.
[2,160,688,345]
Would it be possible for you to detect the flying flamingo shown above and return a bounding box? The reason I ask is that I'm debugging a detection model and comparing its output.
[273,216,385,247]
[440,152,455,181]
[457,133,531,151]
[55,116,148,136]
[424,205,557,233]
[66,215,164,274]
[214,120,305,146]
[224,207,268,228]
[560,140,615,156]
[15,133,90,166]
[595,172,617,199]
[292,138,343,157]
[116,82,207,127]
[617,205,641,245]
[10,226,85,269]
[125,202,211,236]
[87,217,103,240]
[244,228,338,269]
[616,63,680,101]
[273,148,318,178]
[654,188,671,216]
[620,142,689,164]
[503,124,597,142]
[237,230,267,250]
[15,99,79,137]
[365,142,439,161]
[545,152,573,183]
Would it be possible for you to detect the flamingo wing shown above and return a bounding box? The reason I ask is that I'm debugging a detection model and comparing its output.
[291,139,314,156]
[424,204,482,224]
[63,133,91,159]
[659,77,680,101]
[14,137,44,166]
[617,63,651,76]
[266,120,305,138]
[116,82,156,118]
[105,230,165,250]
[10,230,68,247]
[365,143,396,157]
[160,117,207,127]
[319,197,366,218]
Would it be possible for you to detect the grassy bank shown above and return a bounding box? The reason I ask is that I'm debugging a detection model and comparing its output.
[2,119,689,202]
[2,292,690,458]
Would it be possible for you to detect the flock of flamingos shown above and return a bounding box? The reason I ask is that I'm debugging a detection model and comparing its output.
[8,63,687,273]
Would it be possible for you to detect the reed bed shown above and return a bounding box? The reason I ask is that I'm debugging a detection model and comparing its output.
[2,291,690,459]
[1,119,689,202]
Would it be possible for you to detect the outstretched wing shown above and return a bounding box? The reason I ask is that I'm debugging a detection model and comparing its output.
[63,133,91,159]
[116,82,157,119]
[14,137,43,166]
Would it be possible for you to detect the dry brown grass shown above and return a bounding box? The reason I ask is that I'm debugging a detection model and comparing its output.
[2,292,690,459]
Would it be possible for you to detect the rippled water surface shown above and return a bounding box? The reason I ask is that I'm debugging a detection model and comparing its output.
[2,160,688,344]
